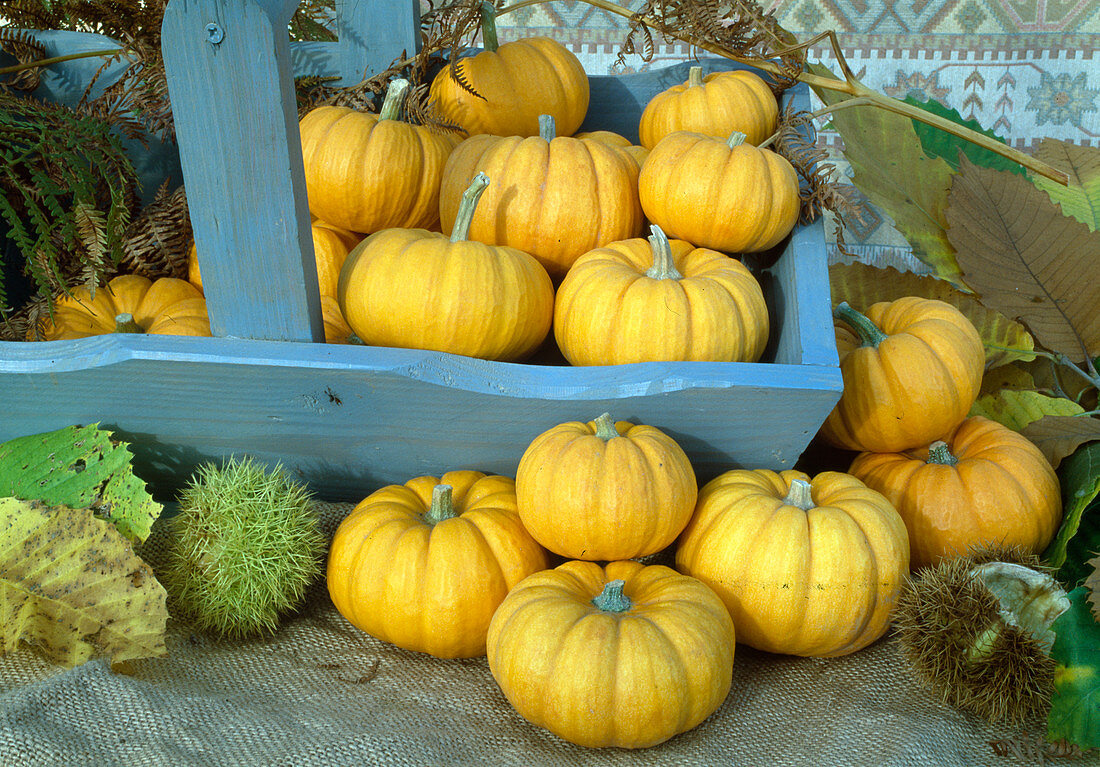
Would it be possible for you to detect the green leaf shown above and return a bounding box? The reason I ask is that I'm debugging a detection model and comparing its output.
[1048,586,1100,749]
[905,96,1025,176]
[1045,442,1100,575]
[1029,139,1100,231]
[0,497,168,668]
[0,424,162,543]
[808,63,964,286]
[970,389,1084,431]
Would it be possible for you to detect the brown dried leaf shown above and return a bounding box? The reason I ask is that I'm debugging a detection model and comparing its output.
[1019,415,1100,469]
[946,156,1100,363]
[1030,138,1100,231]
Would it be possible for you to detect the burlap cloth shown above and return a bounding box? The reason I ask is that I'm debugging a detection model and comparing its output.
[1,502,1087,767]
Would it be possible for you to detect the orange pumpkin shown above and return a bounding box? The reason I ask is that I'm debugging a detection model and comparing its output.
[428,6,588,137]
[554,225,769,365]
[439,115,644,280]
[638,130,800,254]
[300,78,460,233]
[848,416,1062,570]
[638,66,779,149]
[573,130,649,168]
[820,298,985,453]
[32,275,210,339]
[515,413,698,560]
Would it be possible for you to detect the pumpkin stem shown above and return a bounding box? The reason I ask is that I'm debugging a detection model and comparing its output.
[424,484,457,524]
[450,172,490,243]
[726,131,747,149]
[833,301,889,348]
[379,78,410,122]
[592,579,632,613]
[479,0,499,52]
[782,478,815,511]
[113,313,144,334]
[687,65,704,88]
[927,441,959,466]
[538,114,556,141]
[645,225,684,281]
[592,412,620,441]
[964,562,1070,662]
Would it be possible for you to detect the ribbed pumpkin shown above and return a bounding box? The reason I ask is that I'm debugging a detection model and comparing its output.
[337,173,554,361]
[515,413,697,560]
[554,225,769,365]
[820,298,985,453]
[676,469,910,657]
[327,470,549,658]
[638,66,779,149]
[428,5,588,138]
[638,131,800,254]
[439,115,644,280]
[300,78,460,233]
[188,221,354,299]
[486,559,736,749]
[848,416,1062,570]
[32,275,210,339]
[572,130,649,168]
[319,295,355,345]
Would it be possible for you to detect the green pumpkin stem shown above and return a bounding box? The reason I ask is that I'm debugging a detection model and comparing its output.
[450,172,490,243]
[379,78,410,121]
[645,225,684,281]
[592,412,620,441]
[538,114,556,141]
[726,131,747,149]
[592,579,632,613]
[114,313,144,334]
[479,1,499,52]
[833,301,889,348]
[783,478,815,511]
[688,65,704,88]
[927,440,959,466]
[424,484,457,524]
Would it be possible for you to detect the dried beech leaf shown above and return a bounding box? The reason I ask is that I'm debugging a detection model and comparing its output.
[1020,416,1100,469]
[829,261,1035,369]
[1030,138,1100,231]
[0,497,168,668]
[808,63,964,286]
[946,157,1100,363]
[970,389,1085,433]
[979,364,1037,397]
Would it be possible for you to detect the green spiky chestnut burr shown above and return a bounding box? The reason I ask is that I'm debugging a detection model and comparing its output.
[894,545,1070,724]
[162,456,327,639]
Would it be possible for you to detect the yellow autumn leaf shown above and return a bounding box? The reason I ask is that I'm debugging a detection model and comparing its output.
[969,389,1085,431]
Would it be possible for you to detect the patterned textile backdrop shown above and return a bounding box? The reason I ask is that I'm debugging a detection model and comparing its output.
[491,0,1100,271]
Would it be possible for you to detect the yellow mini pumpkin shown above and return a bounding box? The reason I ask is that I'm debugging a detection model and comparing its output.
[554,225,769,365]
[572,130,649,168]
[515,413,697,560]
[32,274,210,339]
[638,65,779,149]
[486,559,735,749]
[300,78,460,233]
[327,470,549,659]
[638,130,800,254]
[676,469,910,657]
[820,298,985,453]
[338,173,554,361]
[848,416,1062,570]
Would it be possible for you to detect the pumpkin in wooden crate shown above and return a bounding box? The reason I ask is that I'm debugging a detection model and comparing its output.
[439,115,644,280]
[676,469,910,657]
[486,559,735,749]
[638,131,799,254]
[848,416,1062,570]
[554,225,769,365]
[299,78,460,234]
[638,65,779,149]
[338,172,554,361]
[819,298,985,453]
[428,3,588,138]
[32,274,210,339]
[327,470,549,659]
[515,412,697,560]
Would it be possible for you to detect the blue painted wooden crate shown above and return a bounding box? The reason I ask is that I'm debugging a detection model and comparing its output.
[0,0,841,502]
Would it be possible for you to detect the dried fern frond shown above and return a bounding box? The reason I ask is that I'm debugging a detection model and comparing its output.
[0,28,48,92]
[116,181,192,280]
